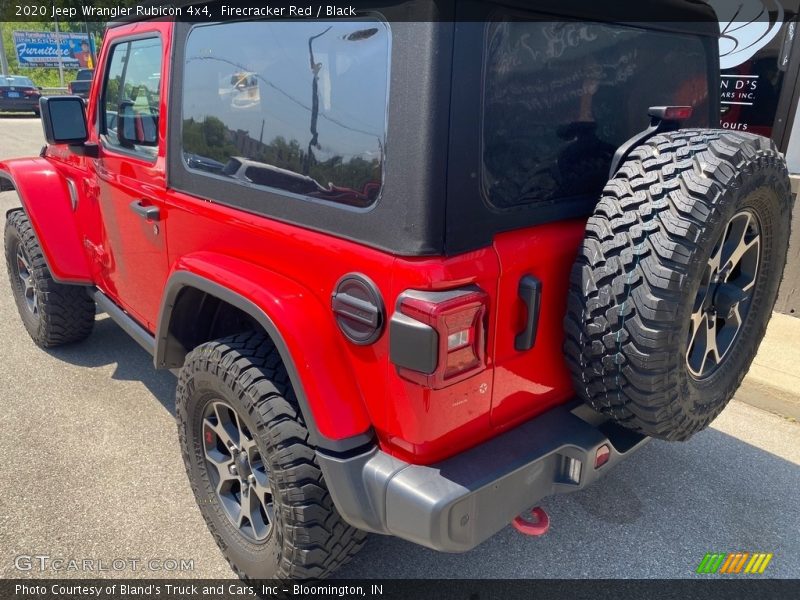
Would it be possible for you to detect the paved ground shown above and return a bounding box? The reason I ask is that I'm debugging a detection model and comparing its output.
[0,116,798,579]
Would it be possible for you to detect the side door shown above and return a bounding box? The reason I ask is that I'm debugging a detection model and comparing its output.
[93,29,170,331]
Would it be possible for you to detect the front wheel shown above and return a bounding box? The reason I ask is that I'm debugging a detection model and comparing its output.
[176,332,366,580]
[4,209,95,347]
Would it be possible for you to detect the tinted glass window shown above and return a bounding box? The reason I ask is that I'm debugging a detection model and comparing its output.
[102,37,162,158]
[483,21,709,209]
[182,21,390,208]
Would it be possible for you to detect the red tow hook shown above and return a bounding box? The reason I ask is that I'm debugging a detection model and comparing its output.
[512,506,550,536]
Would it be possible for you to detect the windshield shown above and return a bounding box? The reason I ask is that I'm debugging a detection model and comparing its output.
[0,76,35,88]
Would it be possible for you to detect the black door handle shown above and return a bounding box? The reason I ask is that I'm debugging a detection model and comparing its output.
[129,199,160,221]
[515,275,541,352]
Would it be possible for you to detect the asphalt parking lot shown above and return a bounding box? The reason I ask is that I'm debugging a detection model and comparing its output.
[0,115,798,579]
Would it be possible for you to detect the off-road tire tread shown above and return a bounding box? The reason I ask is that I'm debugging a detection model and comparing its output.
[4,209,95,347]
[564,129,791,440]
[176,331,366,580]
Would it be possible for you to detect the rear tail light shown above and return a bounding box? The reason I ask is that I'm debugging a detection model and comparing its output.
[23,90,38,97]
[389,287,488,389]
[648,105,693,122]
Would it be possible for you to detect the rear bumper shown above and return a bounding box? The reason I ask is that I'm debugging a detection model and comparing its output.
[317,401,647,552]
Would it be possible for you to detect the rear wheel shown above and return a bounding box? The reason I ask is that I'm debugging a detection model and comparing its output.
[4,209,95,347]
[564,129,792,440]
[176,332,366,580]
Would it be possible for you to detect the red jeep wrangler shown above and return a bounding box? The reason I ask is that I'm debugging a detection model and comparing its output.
[2,2,793,580]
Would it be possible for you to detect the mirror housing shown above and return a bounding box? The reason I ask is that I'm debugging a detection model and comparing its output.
[40,96,89,145]
[117,99,135,148]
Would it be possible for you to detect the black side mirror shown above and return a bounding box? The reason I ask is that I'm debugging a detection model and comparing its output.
[40,96,88,145]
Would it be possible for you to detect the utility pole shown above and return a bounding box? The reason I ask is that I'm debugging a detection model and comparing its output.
[54,14,65,88]
[0,23,10,77]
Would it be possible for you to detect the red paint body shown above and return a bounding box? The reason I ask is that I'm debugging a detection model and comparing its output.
[0,21,586,465]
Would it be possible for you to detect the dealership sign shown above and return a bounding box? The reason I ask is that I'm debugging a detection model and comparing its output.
[13,31,95,69]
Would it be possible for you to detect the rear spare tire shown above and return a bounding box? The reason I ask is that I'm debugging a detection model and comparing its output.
[564,129,792,440]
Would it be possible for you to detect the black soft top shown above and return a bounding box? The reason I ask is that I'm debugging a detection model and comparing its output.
[119,0,720,256]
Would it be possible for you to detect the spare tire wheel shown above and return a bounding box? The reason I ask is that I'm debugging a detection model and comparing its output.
[564,129,793,441]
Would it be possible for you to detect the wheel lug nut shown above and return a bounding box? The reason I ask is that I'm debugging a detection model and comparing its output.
[229,465,238,475]
[247,474,256,485]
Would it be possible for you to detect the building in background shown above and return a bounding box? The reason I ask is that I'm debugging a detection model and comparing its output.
[713,0,800,313]
[709,0,800,166]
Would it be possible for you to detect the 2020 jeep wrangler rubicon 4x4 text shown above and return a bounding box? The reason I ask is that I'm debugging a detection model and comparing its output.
[2,0,793,580]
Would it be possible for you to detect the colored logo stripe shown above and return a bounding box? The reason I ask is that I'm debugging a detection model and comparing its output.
[697,553,773,574]
[697,553,726,573]
[744,553,773,574]
[720,553,750,573]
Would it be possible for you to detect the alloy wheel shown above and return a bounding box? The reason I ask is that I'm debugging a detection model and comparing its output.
[202,400,274,542]
[16,246,38,316]
[686,210,761,378]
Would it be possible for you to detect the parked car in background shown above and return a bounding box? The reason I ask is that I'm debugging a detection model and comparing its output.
[67,69,94,99]
[0,76,41,117]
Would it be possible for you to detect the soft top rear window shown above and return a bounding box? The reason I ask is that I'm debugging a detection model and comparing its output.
[181,20,390,208]
[482,20,710,209]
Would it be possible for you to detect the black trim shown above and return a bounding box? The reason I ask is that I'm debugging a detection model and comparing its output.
[317,400,648,550]
[0,175,14,192]
[332,273,386,346]
[514,275,541,352]
[155,270,375,454]
[92,288,156,355]
[69,143,100,159]
[389,314,438,374]
[167,17,454,257]
[607,106,690,179]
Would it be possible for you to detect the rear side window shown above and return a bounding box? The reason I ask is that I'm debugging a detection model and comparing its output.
[482,21,710,209]
[181,21,390,208]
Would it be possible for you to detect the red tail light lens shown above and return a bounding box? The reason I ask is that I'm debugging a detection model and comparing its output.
[391,287,488,389]
[663,106,693,121]
[649,105,693,122]
[595,444,611,469]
